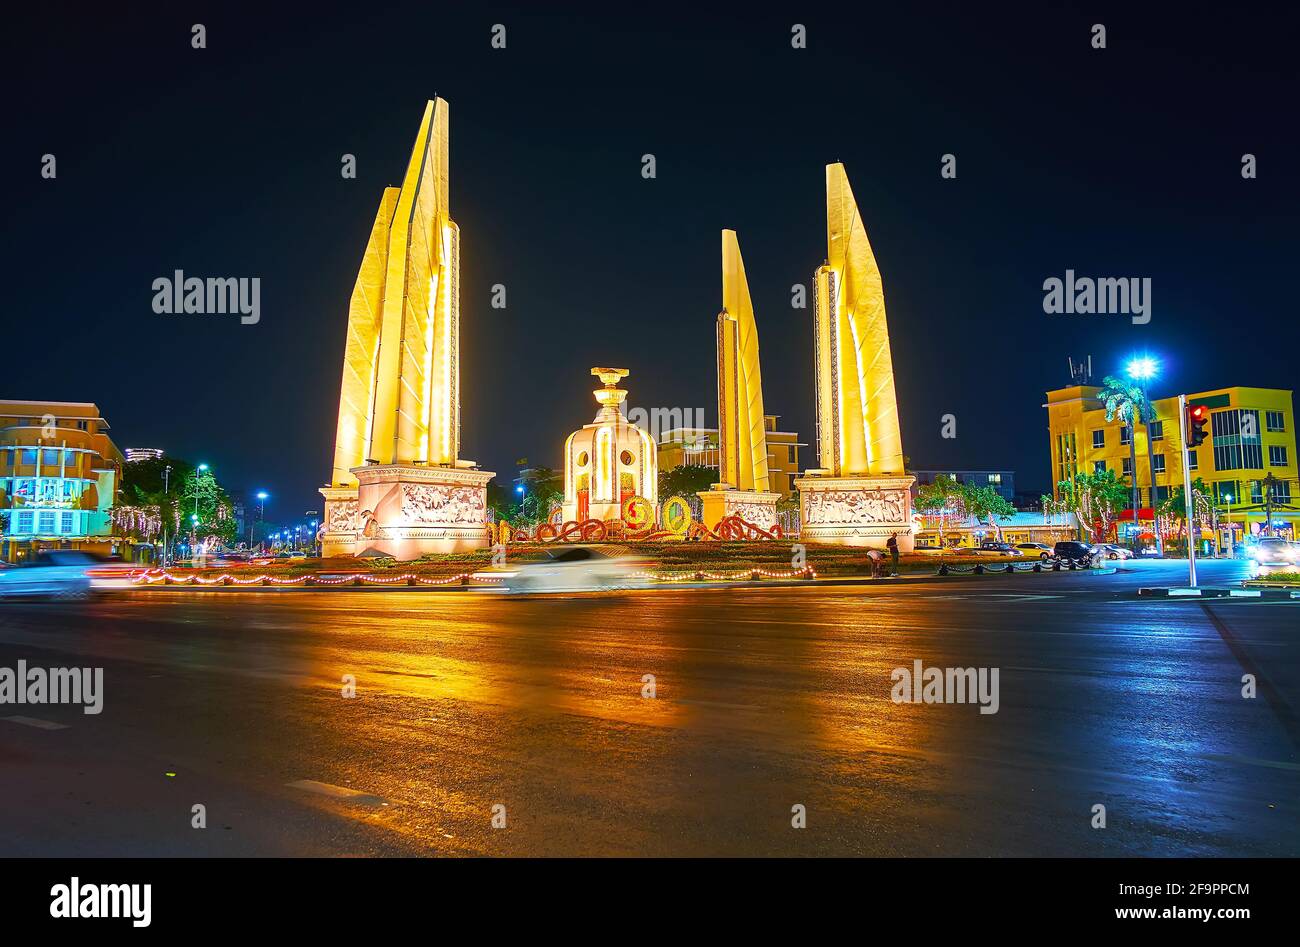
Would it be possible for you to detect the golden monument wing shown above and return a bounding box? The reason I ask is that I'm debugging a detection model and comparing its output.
[822,163,904,476]
[718,230,770,492]
[328,97,461,481]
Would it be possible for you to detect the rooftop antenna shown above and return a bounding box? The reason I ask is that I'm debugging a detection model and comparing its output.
[1067,355,1094,384]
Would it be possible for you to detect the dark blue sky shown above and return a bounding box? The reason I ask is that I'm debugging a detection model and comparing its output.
[8,1,1298,517]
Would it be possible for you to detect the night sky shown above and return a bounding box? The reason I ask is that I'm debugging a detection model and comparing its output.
[9,2,1298,519]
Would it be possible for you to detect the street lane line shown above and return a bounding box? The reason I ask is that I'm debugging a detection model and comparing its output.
[1199,752,1300,772]
[286,779,387,806]
[1,716,69,730]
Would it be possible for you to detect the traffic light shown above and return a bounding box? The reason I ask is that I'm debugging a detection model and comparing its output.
[1186,404,1209,447]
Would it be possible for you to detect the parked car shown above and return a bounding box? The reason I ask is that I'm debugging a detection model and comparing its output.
[1015,542,1053,560]
[966,542,1024,557]
[0,550,104,599]
[505,546,649,593]
[1052,541,1096,566]
[1098,544,1134,560]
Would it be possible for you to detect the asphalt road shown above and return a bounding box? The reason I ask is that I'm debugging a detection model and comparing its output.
[0,558,1296,856]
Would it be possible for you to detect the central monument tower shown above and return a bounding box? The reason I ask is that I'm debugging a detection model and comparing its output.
[795,163,915,549]
[320,98,494,557]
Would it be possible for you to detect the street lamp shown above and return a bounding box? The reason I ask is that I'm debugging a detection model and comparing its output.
[1124,355,1163,556]
[1125,356,1158,381]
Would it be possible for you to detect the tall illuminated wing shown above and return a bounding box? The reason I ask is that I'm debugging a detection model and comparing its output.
[330,187,398,486]
[718,230,770,493]
[329,97,461,484]
[816,163,905,476]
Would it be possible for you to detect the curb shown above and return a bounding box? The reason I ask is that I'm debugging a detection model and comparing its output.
[1137,587,1296,600]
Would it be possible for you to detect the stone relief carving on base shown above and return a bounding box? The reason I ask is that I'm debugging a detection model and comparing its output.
[731,501,777,528]
[401,484,486,526]
[326,499,357,533]
[804,488,908,526]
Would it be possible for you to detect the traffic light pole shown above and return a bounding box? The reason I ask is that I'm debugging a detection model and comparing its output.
[1178,394,1198,588]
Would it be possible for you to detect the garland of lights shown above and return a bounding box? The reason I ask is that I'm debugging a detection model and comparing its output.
[129,564,817,587]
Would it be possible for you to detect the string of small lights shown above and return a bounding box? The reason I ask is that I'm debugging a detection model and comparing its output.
[128,565,818,588]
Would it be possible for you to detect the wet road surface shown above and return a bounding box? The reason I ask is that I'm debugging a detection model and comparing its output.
[0,559,1296,856]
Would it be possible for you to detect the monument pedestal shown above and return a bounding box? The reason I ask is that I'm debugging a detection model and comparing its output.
[795,473,916,550]
[698,485,781,533]
[319,485,361,558]
[320,464,494,559]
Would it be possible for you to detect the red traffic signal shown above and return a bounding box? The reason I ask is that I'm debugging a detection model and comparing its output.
[1186,404,1209,448]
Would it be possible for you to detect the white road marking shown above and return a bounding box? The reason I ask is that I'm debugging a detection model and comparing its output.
[2,716,69,730]
[1199,753,1300,772]
[287,779,387,805]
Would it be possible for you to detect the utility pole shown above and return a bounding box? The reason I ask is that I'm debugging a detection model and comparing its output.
[1262,472,1278,536]
[1178,394,1197,587]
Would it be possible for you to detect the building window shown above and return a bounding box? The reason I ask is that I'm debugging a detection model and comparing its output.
[1188,450,1198,471]
[21,449,37,466]
[987,473,1002,484]
[15,511,33,533]
[1272,480,1293,504]
[1269,445,1288,467]
[1212,409,1262,471]
[1091,429,1105,450]
[1093,460,1107,474]
[788,473,797,493]
[1120,425,1132,447]
[1153,454,1166,474]
[1155,485,1170,504]
[37,511,56,534]
[1122,457,1133,477]
[1055,433,1077,485]
[786,446,796,465]
[1149,420,1163,441]
[1266,410,1285,432]
[60,511,74,533]
[1215,480,1239,505]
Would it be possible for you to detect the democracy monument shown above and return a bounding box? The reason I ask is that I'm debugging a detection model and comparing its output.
[319,99,913,556]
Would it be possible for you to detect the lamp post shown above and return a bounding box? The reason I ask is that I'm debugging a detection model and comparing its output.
[1125,356,1163,556]
[162,464,172,568]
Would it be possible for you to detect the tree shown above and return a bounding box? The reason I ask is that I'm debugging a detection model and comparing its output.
[965,484,1016,541]
[517,467,564,524]
[1097,374,1156,546]
[179,466,237,545]
[1158,476,1213,551]
[914,475,966,545]
[659,464,716,500]
[1058,469,1129,542]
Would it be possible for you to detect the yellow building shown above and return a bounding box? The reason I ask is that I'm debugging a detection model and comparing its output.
[0,401,124,561]
[659,415,805,501]
[1045,385,1297,544]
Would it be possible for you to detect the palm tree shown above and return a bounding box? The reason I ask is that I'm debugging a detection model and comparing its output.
[1097,375,1153,548]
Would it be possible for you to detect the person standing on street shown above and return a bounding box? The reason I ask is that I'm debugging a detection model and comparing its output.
[886,532,900,576]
